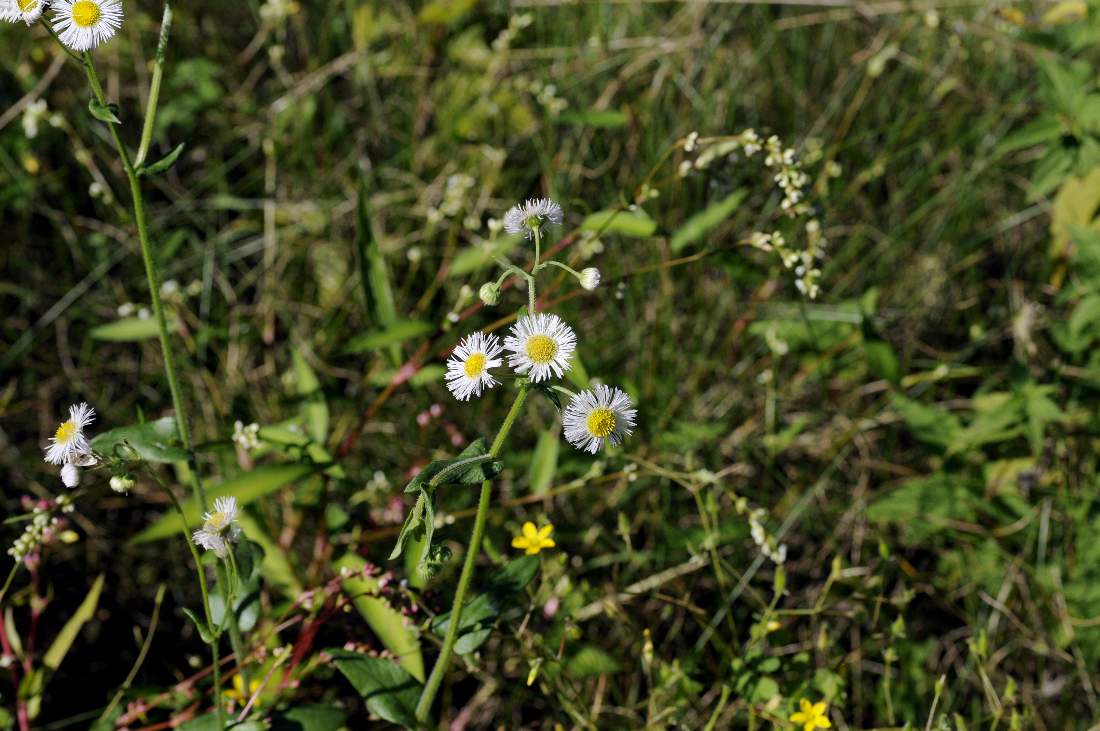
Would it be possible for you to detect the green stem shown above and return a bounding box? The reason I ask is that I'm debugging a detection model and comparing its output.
[540,260,581,278]
[136,1,173,167]
[415,383,531,722]
[0,564,18,607]
[530,229,541,312]
[153,474,224,729]
[217,559,252,694]
[80,53,205,510]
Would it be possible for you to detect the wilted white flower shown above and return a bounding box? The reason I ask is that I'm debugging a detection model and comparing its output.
[579,267,601,291]
[503,198,564,239]
[60,463,80,488]
[192,496,242,558]
[52,0,123,52]
[562,385,637,454]
[445,331,504,401]
[504,314,577,382]
[2,0,47,25]
[44,403,95,465]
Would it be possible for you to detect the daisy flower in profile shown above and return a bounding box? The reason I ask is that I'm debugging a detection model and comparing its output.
[52,0,123,52]
[511,521,555,555]
[562,385,636,454]
[790,698,831,731]
[192,496,242,558]
[445,331,504,401]
[503,198,564,239]
[44,402,95,465]
[2,0,48,25]
[504,313,576,382]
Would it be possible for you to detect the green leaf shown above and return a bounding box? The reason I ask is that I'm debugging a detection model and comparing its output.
[90,316,167,342]
[138,142,186,177]
[88,98,121,124]
[236,513,302,596]
[292,351,329,444]
[864,339,900,384]
[867,475,979,540]
[270,705,349,731]
[356,175,401,364]
[42,574,104,670]
[343,320,432,354]
[209,539,264,632]
[181,607,215,644]
[567,645,623,677]
[581,209,657,238]
[336,553,424,682]
[890,394,962,451]
[669,189,746,252]
[557,109,628,128]
[433,556,539,655]
[131,462,320,543]
[90,416,188,463]
[389,491,433,563]
[328,649,422,728]
[448,235,522,276]
[402,438,502,494]
[999,114,1064,153]
[528,429,559,496]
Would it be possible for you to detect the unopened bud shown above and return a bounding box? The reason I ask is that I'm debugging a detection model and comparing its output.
[479,282,501,306]
[110,475,135,494]
[579,267,601,291]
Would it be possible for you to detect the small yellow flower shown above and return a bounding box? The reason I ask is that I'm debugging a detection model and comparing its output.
[222,674,262,707]
[790,698,831,731]
[511,521,555,555]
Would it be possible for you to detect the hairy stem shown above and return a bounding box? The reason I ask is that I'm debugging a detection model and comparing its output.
[415,383,531,722]
[136,1,173,167]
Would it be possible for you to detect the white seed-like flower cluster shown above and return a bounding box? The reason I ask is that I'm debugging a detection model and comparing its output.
[678,129,830,299]
[8,495,74,562]
[734,497,787,564]
[232,421,261,452]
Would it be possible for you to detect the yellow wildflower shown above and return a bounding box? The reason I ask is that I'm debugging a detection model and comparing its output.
[511,521,555,555]
[790,698,830,731]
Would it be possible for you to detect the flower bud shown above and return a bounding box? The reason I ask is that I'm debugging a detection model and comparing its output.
[479,282,501,306]
[110,475,135,494]
[579,267,601,291]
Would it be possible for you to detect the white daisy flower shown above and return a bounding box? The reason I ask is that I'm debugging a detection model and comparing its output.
[44,402,95,465]
[192,496,242,559]
[52,0,122,52]
[445,331,504,401]
[2,0,48,25]
[562,385,637,454]
[504,314,577,383]
[503,198,564,239]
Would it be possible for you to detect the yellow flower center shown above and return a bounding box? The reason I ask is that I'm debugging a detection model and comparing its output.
[463,353,487,378]
[586,408,616,438]
[54,421,76,444]
[71,1,101,27]
[206,511,229,532]
[18,0,37,12]
[526,335,557,364]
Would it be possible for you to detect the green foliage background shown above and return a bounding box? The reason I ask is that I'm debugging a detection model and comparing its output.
[3,0,1100,727]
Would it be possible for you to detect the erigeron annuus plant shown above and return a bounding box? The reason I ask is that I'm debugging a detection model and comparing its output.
[394,197,638,721]
[1,3,261,728]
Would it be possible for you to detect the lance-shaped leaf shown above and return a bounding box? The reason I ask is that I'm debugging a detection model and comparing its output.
[402,438,502,494]
[328,649,422,728]
[431,556,539,655]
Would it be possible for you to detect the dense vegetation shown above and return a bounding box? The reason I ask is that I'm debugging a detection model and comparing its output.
[3,0,1100,728]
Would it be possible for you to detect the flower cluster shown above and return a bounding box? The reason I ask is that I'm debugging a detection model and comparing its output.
[43,402,98,488]
[7,494,74,565]
[678,129,831,299]
[447,199,637,454]
[233,420,261,452]
[733,495,787,564]
[2,0,123,51]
